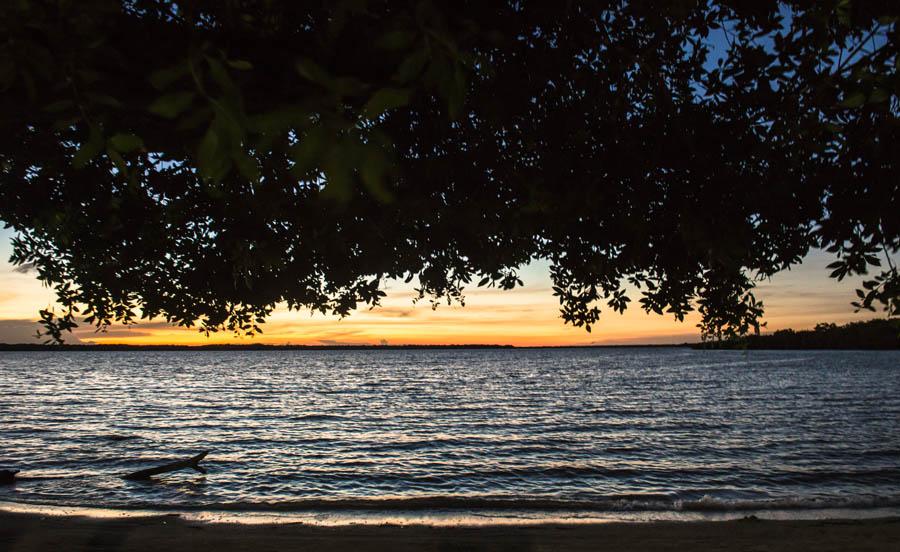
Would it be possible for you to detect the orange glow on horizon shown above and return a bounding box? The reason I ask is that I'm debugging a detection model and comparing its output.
[73,297,704,347]
[0,234,883,347]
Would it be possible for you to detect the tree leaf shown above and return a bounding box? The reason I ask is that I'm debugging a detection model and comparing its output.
[206,57,237,97]
[197,126,228,180]
[106,147,128,172]
[362,87,411,118]
[232,149,260,182]
[43,99,74,112]
[840,92,866,108]
[392,48,429,83]
[377,30,417,50]
[72,126,104,168]
[227,59,253,70]
[289,124,331,175]
[87,93,122,108]
[296,58,331,86]
[360,145,393,202]
[148,91,196,118]
[322,152,353,201]
[108,133,144,153]
[149,62,189,90]
[868,87,890,104]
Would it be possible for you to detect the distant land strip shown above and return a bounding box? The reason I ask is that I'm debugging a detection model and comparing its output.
[1,319,897,350]
[0,343,693,351]
[696,319,899,350]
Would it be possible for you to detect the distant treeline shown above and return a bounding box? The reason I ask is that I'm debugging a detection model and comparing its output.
[0,343,514,352]
[697,319,900,350]
[0,342,697,352]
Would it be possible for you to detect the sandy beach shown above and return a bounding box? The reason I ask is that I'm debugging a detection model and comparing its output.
[1,511,899,551]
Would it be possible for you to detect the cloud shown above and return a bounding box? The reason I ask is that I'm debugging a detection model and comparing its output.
[62,318,186,339]
[591,332,699,345]
[12,262,37,274]
[302,327,372,346]
[314,328,365,339]
[0,319,84,344]
[366,307,416,318]
[318,339,372,346]
[73,327,155,339]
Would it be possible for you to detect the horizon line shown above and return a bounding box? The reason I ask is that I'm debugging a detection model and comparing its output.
[0,342,698,351]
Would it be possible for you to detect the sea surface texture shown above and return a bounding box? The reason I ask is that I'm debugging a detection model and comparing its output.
[2,348,899,515]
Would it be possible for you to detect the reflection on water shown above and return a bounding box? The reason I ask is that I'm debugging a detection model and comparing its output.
[1,348,899,515]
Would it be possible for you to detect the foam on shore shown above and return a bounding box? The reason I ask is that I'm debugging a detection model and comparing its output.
[4,500,900,527]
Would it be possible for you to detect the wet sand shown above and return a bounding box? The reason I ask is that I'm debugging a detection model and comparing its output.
[1,511,899,551]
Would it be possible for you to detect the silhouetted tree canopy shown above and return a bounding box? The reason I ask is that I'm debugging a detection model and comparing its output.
[0,1,897,342]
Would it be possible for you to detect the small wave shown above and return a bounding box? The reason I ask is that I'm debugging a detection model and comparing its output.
[31,494,897,514]
[677,495,900,512]
[235,494,900,513]
[769,468,900,485]
[291,414,347,421]
[98,434,140,442]
[859,449,900,458]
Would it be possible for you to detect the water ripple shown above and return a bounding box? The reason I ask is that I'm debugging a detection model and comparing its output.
[1,348,899,513]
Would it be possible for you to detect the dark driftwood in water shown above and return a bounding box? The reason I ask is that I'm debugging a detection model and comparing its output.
[0,470,19,484]
[123,451,209,480]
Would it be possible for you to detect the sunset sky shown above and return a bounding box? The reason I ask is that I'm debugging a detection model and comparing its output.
[0,228,880,346]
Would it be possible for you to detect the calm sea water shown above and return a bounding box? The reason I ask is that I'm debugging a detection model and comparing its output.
[1,348,899,518]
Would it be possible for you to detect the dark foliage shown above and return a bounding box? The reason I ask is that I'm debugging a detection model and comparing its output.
[698,318,900,349]
[0,1,898,342]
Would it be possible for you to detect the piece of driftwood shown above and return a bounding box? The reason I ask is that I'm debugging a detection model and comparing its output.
[0,470,19,484]
[123,451,209,480]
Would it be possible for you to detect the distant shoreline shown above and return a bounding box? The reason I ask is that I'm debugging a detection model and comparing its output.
[4,318,895,351]
[2,342,899,351]
[0,343,695,351]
